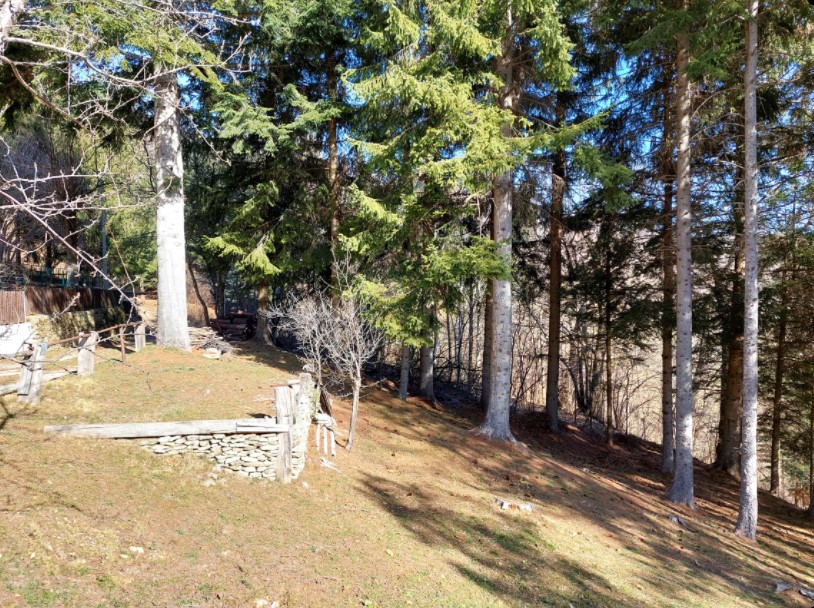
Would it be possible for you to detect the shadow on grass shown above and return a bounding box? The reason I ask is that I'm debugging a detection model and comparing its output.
[356,388,810,607]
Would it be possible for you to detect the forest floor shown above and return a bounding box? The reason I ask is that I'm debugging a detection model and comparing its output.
[0,342,812,608]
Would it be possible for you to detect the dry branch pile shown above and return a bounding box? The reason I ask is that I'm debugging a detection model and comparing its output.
[188,327,233,355]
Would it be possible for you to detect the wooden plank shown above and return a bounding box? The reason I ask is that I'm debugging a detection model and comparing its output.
[18,342,48,404]
[77,332,98,377]
[44,419,290,439]
[134,324,146,352]
[273,386,295,483]
[0,371,70,396]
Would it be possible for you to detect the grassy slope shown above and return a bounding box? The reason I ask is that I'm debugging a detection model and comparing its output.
[0,343,811,608]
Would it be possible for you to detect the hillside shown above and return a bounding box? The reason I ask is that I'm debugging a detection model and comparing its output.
[0,344,811,608]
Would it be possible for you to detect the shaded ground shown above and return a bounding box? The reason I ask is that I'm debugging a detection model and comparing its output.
[0,343,811,607]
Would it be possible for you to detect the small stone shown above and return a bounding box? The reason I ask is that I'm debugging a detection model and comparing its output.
[202,479,216,487]
[129,546,145,555]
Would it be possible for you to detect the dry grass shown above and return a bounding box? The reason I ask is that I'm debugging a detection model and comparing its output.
[0,343,812,607]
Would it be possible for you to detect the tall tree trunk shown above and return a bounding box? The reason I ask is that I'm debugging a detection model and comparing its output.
[735,0,759,539]
[481,255,494,407]
[770,282,787,495]
[605,237,614,447]
[255,280,269,344]
[187,258,211,327]
[717,221,745,476]
[419,343,435,402]
[327,56,340,284]
[546,97,566,433]
[100,210,109,281]
[399,344,411,401]
[477,6,516,443]
[0,0,24,54]
[808,392,814,519]
[346,379,361,452]
[666,21,695,508]
[154,72,191,351]
[661,146,676,473]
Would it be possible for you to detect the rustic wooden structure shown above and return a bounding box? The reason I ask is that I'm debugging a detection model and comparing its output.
[17,342,47,404]
[77,331,99,377]
[134,324,146,352]
[44,418,289,438]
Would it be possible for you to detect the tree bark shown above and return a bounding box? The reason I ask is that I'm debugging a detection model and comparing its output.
[419,343,435,402]
[255,280,269,344]
[661,145,676,473]
[154,72,191,351]
[717,221,745,476]
[481,250,494,408]
[399,344,411,401]
[808,392,814,519]
[477,6,516,443]
[666,21,695,508]
[346,379,360,452]
[735,0,759,539]
[187,258,211,327]
[327,55,341,288]
[545,98,566,433]
[769,283,787,495]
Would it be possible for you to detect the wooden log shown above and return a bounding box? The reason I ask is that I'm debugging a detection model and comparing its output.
[77,331,99,377]
[134,324,146,352]
[269,379,301,388]
[43,418,290,438]
[1,371,70,396]
[273,386,295,483]
[119,325,127,363]
[18,342,47,404]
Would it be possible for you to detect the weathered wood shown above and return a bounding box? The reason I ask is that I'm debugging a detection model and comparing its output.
[44,418,290,438]
[18,342,47,404]
[134,324,146,352]
[119,325,127,363]
[278,430,292,484]
[77,331,99,377]
[1,371,70,396]
[273,386,296,483]
[269,379,301,388]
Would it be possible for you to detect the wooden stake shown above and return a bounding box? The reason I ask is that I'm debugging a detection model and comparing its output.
[18,342,47,404]
[78,331,99,377]
[119,325,127,363]
[134,324,146,352]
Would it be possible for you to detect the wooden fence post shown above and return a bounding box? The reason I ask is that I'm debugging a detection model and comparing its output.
[119,325,127,363]
[78,331,99,377]
[274,386,294,483]
[18,342,48,404]
[134,324,146,352]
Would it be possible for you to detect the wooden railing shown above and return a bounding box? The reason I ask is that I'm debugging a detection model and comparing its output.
[5,322,148,404]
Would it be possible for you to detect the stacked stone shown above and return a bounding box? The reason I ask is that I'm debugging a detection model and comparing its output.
[140,432,281,480]
[290,373,315,479]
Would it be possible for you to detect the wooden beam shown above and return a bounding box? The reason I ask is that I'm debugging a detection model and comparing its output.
[18,342,48,404]
[44,418,289,439]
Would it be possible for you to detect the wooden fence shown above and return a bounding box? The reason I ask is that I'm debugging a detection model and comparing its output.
[0,290,26,325]
[0,287,124,324]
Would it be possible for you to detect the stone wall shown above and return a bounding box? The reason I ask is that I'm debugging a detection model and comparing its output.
[137,373,315,482]
[30,307,126,342]
[142,433,283,479]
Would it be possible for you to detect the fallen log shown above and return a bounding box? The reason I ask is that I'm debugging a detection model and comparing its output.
[44,418,289,438]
